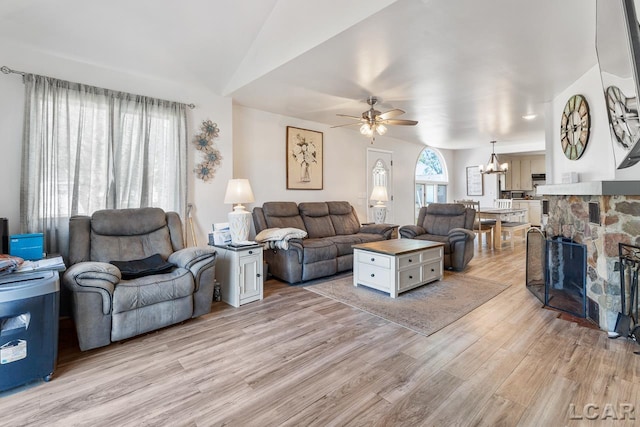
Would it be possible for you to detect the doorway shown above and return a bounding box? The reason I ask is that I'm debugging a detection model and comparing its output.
[367,148,393,223]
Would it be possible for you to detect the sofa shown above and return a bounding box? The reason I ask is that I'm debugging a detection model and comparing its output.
[252,201,395,283]
[62,207,217,351]
[399,203,476,271]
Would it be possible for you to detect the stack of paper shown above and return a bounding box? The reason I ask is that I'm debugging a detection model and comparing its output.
[17,256,66,272]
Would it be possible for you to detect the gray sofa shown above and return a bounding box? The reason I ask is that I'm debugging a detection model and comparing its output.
[62,207,217,351]
[253,201,395,283]
[399,203,476,271]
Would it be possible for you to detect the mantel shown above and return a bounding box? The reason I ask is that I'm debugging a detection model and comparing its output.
[537,181,640,196]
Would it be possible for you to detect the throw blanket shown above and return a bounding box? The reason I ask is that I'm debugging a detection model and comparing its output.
[255,227,307,250]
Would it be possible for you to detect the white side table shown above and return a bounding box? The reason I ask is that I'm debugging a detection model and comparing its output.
[213,244,263,307]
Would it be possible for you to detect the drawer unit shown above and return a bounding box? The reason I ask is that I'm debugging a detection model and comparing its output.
[353,241,444,298]
[357,251,391,269]
[422,260,443,283]
[357,262,392,292]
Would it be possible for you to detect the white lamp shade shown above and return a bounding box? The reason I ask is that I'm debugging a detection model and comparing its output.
[370,185,389,202]
[224,179,255,205]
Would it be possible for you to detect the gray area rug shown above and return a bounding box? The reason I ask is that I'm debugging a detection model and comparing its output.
[304,272,510,336]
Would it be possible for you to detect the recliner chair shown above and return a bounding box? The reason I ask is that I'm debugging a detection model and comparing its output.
[62,207,217,351]
[399,203,476,271]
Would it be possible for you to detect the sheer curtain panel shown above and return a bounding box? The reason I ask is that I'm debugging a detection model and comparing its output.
[21,74,188,255]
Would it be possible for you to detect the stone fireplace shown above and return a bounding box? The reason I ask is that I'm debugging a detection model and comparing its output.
[539,182,640,330]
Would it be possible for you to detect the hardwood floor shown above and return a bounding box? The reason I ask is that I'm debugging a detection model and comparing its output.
[2,241,640,426]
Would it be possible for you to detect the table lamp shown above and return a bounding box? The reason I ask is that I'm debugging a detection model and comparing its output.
[370,185,389,224]
[223,179,255,244]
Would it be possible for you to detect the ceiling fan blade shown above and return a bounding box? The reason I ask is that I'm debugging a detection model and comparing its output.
[381,119,418,126]
[330,122,361,128]
[336,114,363,120]
[378,109,405,120]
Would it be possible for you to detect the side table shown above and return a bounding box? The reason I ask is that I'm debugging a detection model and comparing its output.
[213,244,263,307]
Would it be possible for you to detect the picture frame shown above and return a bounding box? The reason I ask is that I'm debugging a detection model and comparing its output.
[466,166,484,196]
[286,126,323,190]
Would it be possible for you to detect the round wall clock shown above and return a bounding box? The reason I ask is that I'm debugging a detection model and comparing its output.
[560,94,590,160]
[605,85,638,150]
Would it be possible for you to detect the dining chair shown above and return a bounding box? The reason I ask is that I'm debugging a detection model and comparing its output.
[454,200,493,249]
[494,198,530,248]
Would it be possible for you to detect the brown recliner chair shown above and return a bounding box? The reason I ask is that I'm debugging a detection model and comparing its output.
[399,203,476,271]
[62,207,217,351]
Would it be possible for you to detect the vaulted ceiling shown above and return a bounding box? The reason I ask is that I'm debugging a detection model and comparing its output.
[0,0,598,150]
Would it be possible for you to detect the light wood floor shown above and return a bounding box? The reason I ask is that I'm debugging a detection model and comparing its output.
[2,241,640,426]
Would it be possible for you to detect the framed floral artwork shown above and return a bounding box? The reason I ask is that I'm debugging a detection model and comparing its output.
[286,126,323,190]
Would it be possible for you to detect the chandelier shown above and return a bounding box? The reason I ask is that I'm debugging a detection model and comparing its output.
[479,140,509,174]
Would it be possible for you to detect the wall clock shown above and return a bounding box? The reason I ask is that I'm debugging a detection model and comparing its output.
[560,94,590,160]
[605,85,639,150]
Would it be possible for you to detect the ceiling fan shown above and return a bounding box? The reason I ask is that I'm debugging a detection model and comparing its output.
[332,96,418,142]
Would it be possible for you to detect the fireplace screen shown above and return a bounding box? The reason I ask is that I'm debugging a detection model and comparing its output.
[526,231,587,318]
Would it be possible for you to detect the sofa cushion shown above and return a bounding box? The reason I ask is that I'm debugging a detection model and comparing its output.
[262,202,306,230]
[327,201,361,235]
[326,235,361,256]
[355,233,387,244]
[413,234,451,254]
[110,254,175,280]
[301,238,337,264]
[112,268,194,314]
[299,202,336,238]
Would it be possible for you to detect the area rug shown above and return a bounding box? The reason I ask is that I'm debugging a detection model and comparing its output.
[304,272,510,336]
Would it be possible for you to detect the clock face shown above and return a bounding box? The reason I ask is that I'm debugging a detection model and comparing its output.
[605,85,638,150]
[560,94,590,160]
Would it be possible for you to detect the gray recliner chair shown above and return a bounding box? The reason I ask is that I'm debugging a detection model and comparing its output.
[399,203,476,271]
[62,207,217,351]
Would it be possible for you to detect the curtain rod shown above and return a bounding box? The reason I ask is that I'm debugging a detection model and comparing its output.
[1,65,196,109]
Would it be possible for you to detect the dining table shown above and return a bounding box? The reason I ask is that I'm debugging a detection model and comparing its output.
[476,208,528,250]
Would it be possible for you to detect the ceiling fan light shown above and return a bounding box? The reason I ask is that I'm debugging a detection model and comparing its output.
[376,124,387,135]
[360,123,372,136]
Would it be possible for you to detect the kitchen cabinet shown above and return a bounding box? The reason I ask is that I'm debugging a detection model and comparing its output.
[531,157,545,174]
[510,160,521,190]
[513,200,542,226]
[520,159,532,190]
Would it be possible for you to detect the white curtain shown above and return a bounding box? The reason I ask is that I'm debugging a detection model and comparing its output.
[20,74,188,255]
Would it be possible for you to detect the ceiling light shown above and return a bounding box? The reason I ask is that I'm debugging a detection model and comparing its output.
[522,114,537,120]
[360,123,373,136]
[479,140,509,174]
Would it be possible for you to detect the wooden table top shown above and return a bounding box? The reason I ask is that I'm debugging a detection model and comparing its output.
[352,239,444,256]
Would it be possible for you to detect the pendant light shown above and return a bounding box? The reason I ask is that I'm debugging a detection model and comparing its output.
[479,140,509,174]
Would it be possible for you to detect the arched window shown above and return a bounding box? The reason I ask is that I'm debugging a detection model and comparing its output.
[415,148,448,219]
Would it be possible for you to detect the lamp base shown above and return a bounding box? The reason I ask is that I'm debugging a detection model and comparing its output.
[373,205,387,224]
[228,205,251,244]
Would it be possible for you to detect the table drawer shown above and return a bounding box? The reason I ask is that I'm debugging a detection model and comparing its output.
[398,253,421,269]
[356,251,391,269]
[357,263,391,288]
[422,260,442,282]
[398,266,422,288]
[421,246,444,263]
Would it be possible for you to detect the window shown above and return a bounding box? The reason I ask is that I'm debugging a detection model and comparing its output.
[415,148,448,219]
[21,74,188,254]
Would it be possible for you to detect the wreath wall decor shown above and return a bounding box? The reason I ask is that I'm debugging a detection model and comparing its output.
[193,120,222,181]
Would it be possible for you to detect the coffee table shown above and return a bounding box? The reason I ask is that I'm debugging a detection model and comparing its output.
[352,239,444,298]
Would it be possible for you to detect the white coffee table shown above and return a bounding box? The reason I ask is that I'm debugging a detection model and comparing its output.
[352,239,444,298]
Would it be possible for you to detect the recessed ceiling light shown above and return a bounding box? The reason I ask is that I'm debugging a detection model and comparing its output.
[522,114,537,120]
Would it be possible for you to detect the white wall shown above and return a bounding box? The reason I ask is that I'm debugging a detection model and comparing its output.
[0,39,233,246]
[547,64,640,181]
[233,105,429,230]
